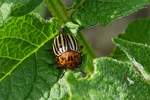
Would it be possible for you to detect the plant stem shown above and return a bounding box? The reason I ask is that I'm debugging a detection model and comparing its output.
[78,32,96,58]
[70,0,85,15]
[44,0,96,58]
[44,0,69,24]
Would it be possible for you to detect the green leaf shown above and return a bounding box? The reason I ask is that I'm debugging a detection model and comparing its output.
[33,1,46,17]
[0,0,42,24]
[119,18,150,45]
[113,38,150,82]
[113,18,150,82]
[72,0,150,26]
[65,22,80,34]
[0,14,61,99]
[111,47,129,62]
[112,18,150,61]
[50,57,150,99]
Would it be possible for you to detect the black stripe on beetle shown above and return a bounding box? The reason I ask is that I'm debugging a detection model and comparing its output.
[52,33,81,69]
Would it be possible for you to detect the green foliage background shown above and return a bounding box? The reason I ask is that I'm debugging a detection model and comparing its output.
[0,0,150,99]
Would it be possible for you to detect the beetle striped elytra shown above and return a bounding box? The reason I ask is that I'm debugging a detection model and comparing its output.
[53,33,81,69]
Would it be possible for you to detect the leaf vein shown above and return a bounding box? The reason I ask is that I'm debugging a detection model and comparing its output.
[24,22,49,39]
[0,34,55,82]
[0,56,21,61]
[0,37,38,47]
[24,53,38,99]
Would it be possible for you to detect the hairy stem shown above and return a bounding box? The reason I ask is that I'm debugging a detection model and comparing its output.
[44,0,69,24]
[78,32,96,58]
[70,0,85,15]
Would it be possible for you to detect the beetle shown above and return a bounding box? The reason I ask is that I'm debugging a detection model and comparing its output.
[53,33,81,69]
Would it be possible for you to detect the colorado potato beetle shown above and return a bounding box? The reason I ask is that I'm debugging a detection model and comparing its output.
[53,33,81,69]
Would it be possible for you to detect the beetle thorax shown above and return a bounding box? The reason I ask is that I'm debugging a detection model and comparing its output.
[57,50,81,69]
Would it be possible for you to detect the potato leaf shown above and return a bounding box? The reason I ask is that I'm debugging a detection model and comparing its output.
[0,14,61,99]
[113,18,150,82]
[0,0,42,24]
[50,57,150,99]
[72,0,150,26]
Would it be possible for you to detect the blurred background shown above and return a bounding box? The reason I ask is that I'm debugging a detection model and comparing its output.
[36,1,150,57]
